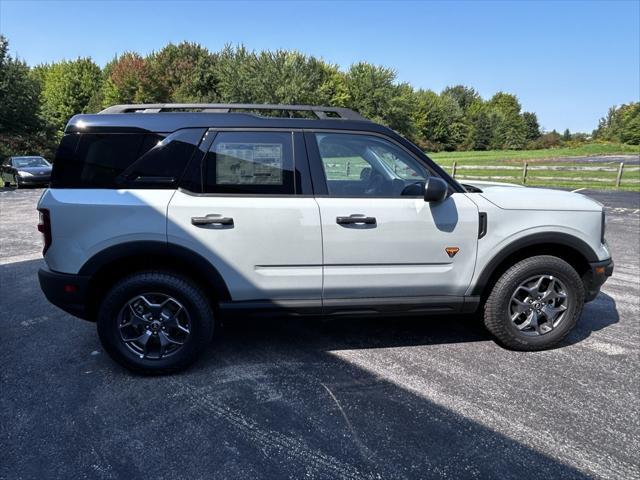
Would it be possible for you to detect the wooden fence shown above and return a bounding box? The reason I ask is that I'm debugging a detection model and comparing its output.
[448,161,639,189]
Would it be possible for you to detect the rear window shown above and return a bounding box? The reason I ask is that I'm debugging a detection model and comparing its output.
[50,129,205,188]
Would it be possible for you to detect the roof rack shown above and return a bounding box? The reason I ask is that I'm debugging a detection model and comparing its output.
[98,103,367,121]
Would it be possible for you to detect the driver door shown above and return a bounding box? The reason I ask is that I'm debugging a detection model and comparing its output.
[306,131,479,300]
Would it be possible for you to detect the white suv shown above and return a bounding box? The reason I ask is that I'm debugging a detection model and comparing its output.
[37,104,613,373]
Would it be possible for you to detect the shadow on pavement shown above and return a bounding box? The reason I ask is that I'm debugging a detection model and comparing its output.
[0,258,612,479]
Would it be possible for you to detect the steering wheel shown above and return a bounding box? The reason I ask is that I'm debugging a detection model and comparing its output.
[364,169,388,196]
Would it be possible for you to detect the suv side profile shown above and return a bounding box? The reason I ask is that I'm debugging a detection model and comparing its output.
[37,104,613,373]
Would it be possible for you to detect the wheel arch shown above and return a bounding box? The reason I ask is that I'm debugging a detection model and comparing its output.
[80,241,231,320]
[471,232,598,299]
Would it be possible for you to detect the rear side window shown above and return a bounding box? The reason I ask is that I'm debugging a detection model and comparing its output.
[203,131,295,195]
[51,129,205,188]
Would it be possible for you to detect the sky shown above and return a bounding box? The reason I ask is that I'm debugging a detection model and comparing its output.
[0,0,638,133]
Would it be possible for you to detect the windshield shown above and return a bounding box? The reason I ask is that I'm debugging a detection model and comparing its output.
[12,157,50,168]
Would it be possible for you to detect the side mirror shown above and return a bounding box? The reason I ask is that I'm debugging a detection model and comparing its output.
[424,177,448,203]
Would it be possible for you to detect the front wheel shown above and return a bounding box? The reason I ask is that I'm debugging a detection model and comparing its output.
[484,255,584,350]
[97,271,215,374]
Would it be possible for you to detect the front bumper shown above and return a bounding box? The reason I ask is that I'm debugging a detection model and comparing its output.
[38,267,92,320]
[18,175,50,186]
[583,258,614,302]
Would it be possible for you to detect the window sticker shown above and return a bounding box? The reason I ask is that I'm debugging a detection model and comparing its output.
[215,142,284,185]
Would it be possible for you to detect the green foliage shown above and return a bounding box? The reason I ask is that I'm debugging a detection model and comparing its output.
[38,57,102,137]
[0,35,52,162]
[522,112,541,141]
[0,35,41,133]
[1,34,637,164]
[442,85,480,113]
[593,103,640,145]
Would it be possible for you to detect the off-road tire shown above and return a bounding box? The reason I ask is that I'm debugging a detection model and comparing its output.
[484,255,584,350]
[97,271,214,374]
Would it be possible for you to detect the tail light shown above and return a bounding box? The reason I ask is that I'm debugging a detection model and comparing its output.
[37,208,52,255]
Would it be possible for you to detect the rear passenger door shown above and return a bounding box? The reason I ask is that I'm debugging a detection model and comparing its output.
[167,130,323,302]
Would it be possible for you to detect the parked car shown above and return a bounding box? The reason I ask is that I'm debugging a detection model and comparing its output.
[37,103,613,373]
[1,156,52,188]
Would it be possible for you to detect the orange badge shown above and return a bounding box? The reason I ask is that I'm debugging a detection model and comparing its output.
[445,247,460,258]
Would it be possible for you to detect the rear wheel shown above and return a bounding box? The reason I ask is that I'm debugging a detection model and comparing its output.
[484,255,584,350]
[97,271,214,374]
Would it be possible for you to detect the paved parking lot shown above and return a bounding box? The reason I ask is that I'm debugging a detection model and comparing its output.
[1,187,638,480]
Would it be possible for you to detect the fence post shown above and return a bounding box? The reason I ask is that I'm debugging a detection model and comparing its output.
[451,161,457,179]
[346,161,350,177]
[522,161,528,184]
[615,162,625,189]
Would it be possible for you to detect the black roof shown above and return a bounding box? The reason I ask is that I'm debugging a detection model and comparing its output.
[65,103,397,136]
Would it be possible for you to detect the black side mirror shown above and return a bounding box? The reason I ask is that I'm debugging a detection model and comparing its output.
[424,177,449,203]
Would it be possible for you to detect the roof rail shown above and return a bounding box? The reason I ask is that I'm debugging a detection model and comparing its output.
[98,103,367,121]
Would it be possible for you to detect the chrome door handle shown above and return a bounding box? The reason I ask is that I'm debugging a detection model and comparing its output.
[191,214,234,226]
[336,214,377,225]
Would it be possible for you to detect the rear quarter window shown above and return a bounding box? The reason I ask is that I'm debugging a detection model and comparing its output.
[50,129,205,189]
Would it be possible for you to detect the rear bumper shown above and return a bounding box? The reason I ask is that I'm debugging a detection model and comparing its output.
[38,267,92,320]
[583,258,614,302]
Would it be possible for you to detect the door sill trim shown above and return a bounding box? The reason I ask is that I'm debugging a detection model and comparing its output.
[218,296,480,317]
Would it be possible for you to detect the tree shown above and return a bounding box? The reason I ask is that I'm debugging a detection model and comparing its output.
[344,62,397,124]
[466,101,493,150]
[488,92,527,149]
[412,89,465,151]
[140,42,218,102]
[442,85,480,114]
[101,52,148,106]
[522,112,541,141]
[563,128,571,141]
[0,36,52,161]
[0,35,41,133]
[593,103,640,145]
[38,58,102,137]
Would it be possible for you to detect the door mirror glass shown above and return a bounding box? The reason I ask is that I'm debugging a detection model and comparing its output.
[424,177,448,203]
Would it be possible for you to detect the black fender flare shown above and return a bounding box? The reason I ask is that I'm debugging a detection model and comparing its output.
[470,232,599,296]
[78,241,231,301]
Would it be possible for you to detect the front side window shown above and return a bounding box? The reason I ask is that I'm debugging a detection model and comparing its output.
[203,131,295,194]
[315,133,428,197]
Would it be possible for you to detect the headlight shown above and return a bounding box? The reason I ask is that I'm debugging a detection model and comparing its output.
[17,170,33,177]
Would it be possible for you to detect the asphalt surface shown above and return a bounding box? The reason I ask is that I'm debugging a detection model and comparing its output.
[0,187,638,480]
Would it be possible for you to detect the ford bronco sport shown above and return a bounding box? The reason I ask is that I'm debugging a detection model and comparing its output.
[37,103,613,373]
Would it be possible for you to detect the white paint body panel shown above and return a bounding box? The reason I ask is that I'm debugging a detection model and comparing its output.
[39,184,609,303]
[316,193,480,298]
[465,190,610,296]
[480,186,603,211]
[166,190,323,300]
[39,189,173,274]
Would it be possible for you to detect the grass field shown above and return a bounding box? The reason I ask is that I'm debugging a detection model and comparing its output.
[429,143,639,165]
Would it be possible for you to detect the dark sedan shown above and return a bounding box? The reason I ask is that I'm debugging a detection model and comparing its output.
[1,156,52,188]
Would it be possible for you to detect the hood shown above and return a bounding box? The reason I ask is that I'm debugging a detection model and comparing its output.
[479,186,602,211]
[16,165,52,174]
[462,179,525,190]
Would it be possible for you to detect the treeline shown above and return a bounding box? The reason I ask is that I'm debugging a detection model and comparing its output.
[593,103,640,145]
[1,35,638,162]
